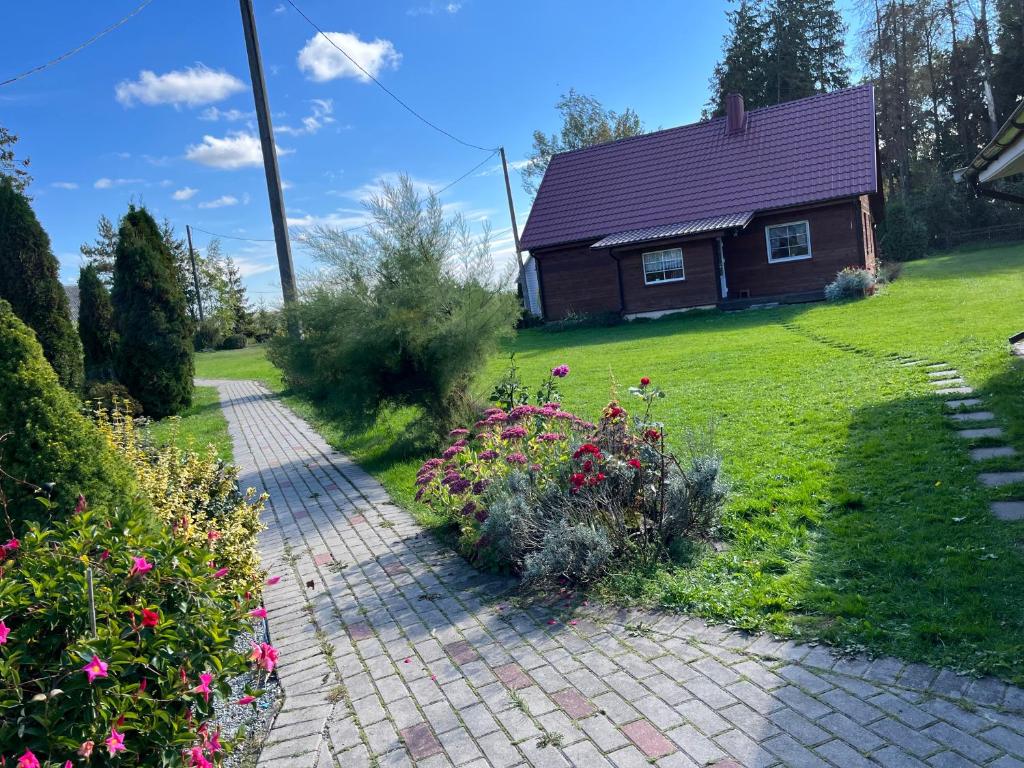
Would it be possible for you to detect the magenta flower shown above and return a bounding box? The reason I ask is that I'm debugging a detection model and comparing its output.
[505,453,528,465]
[81,654,109,683]
[508,405,538,419]
[478,450,498,461]
[538,432,565,442]
[189,747,212,768]
[441,445,465,460]
[105,726,126,755]
[448,428,470,437]
[250,607,268,619]
[415,472,435,486]
[500,426,527,440]
[17,749,40,768]
[250,642,279,672]
[212,567,229,579]
[0,619,10,645]
[236,695,256,705]
[265,575,281,586]
[192,672,213,703]
[129,556,153,577]
[551,364,570,378]
[75,494,88,514]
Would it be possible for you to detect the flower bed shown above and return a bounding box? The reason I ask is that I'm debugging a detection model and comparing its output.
[417,367,728,586]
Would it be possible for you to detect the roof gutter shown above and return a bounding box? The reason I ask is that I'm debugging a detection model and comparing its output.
[955,98,1024,187]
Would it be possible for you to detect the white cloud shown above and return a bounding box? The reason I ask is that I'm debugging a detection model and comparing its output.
[273,3,286,12]
[199,106,253,122]
[408,1,462,15]
[116,65,245,108]
[173,186,198,200]
[233,256,277,277]
[476,159,529,177]
[281,180,293,190]
[94,177,143,189]
[286,209,370,230]
[185,132,292,169]
[198,195,240,209]
[276,98,335,136]
[297,32,401,83]
[51,181,78,190]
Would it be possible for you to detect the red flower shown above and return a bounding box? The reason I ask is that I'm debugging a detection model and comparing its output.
[628,458,642,470]
[644,428,660,442]
[582,459,594,472]
[640,377,651,387]
[141,608,160,628]
[570,473,586,489]
[572,443,601,460]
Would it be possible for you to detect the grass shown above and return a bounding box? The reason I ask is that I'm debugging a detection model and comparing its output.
[194,345,284,390]
[195,244,1024,682]
[147,386,233,461]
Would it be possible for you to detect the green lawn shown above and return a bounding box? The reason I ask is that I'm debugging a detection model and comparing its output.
[147,386,233,461]
[196,244,1024,681]
[194,345,285,390]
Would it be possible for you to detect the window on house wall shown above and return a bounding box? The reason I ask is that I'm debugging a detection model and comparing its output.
[765,221,812,263]
[642,248,685,284]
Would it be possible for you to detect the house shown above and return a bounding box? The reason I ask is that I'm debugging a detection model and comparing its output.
[954,96,1024,205]
[519,85,882,320]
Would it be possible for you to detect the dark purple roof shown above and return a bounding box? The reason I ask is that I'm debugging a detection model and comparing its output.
[520,85,877,252]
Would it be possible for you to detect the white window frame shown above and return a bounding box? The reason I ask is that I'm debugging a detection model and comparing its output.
[642,248,686,285]
[765,220,812,264]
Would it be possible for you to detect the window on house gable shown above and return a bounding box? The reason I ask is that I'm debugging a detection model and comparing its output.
[642,248,685,284]
[765,221,812,263]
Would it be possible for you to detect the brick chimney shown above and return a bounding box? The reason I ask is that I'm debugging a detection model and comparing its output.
[725,93,746,135]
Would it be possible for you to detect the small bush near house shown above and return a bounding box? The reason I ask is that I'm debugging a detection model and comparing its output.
[879,196,928,261]
[96,408,267,593]
[269,175,519,437]
[824,267,877,301]
[0,489,272,766]
[219,333,247,351]
[0,300,135,533]
[194,319,224,352]
[416,367,728,585]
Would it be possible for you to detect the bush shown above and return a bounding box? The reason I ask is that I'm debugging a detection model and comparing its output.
[269,175,519,437]
[219,333,247,351]
[112,206,194,419]
[96,409,267,593]
[0,179,84,390]
[417,370,728,586]
[82,380,143,415]
[193,319,223,352]
[879,197,928,261]
[0,301,135,533]
[824,267,877,301]
[541,310,623,333]
[78,264,117,382]
[0,490,271,766]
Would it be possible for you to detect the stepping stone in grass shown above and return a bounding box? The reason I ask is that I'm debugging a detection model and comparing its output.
[927,370,959,378]
[991,501,1024,521]
[971,446,1017,461]
[931,378,966,387]
[979,472,1024,487]
[926,362,950,368]
[957,427,1004,439]
[948,411,995,422]
[900,360,926,366]
[937,387,974,395]
[946,398,983,409]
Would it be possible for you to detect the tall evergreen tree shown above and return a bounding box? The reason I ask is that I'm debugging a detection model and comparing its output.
[79,214,119,284]
[223,256,253,335]
[112,206,194,418]
[993,0,1024,120]
[706,0,770,116]
[0,126,31,195]
[77,264,116,381]
[0,178,83,390]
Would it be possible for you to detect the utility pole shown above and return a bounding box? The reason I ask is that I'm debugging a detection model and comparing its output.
[499,147,523,272]
[239,0,299,337]
[185,225,205,323]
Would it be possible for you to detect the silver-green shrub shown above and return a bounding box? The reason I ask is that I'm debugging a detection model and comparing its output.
[824,267,877,301]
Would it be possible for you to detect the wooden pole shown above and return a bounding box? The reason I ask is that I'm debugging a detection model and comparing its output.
[499,147,523,270]
[185,225,205,323]
[239,0,299,337]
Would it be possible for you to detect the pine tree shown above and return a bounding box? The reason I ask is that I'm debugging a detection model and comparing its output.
[0,126,32,195]
[764,0,849,104]
[112,206,194,418]
[223,256,253,335]
[77,264,117,381]
[0,178,84,390]
[80,214,119,284]
[706,0,770,116]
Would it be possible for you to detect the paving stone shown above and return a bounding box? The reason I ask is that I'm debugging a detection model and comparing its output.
[443,640,479,665]
[551,688,596,719]
[928,370,960,378]
[980,472,1024,487]
[494,662,533,690]
[949,411,995,422]
[957,427,1005,439]
[971,446,1018,461]
[992,502,1024,521]
[400,722,444,761]
[621,720,676,758]
[936,387,975,395]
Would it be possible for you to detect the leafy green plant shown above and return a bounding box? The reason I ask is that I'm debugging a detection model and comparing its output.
[824,267,877,301]
[218,334,247,351]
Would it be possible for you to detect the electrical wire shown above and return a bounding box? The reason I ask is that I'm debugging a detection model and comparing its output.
[282,0,497,153]
[194,150,500,244]
[0,0,156,87]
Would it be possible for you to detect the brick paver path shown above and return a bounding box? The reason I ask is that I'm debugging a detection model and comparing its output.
[201,379,1024,768]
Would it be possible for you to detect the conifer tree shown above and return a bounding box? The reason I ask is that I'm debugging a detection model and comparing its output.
[706,0,770,115]
[77,263,116,381]
[0,178,84,390]
[111,206,194,418]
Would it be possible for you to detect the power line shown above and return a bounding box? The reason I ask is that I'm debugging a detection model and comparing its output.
[282,0,497,154]
[0,0,156,87]
[194,150,499,244]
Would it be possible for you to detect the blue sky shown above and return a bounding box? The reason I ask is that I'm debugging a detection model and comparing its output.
[2,0,860,303]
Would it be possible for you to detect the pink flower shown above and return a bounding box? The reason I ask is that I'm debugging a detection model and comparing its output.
[265,575,281,586]
[192,672,213,703]
[441,445,465,460]
[82,654,109,683]
[505,453,528,465]
[207,530,221,542]
[538,432,565,442]
[99,549,110,561]
[188,746,212,768]
[129,556,153,577]
[236,695,256,705]
[78,740,95,758]
[478,450,498,461]
[64,762,73,768]
[16,750,40,768]
[207,730,223,753]
[551,364,570,378]
[448,428,470,437]
[250,607,268,619]
[500,426,527,440]
[250,642,279,672]
[547,618,557,625]
[75,494,88,514]
[212,567,229,579]
[0,620,9,645]
[404,658,411,664]
[105,726,126,755]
